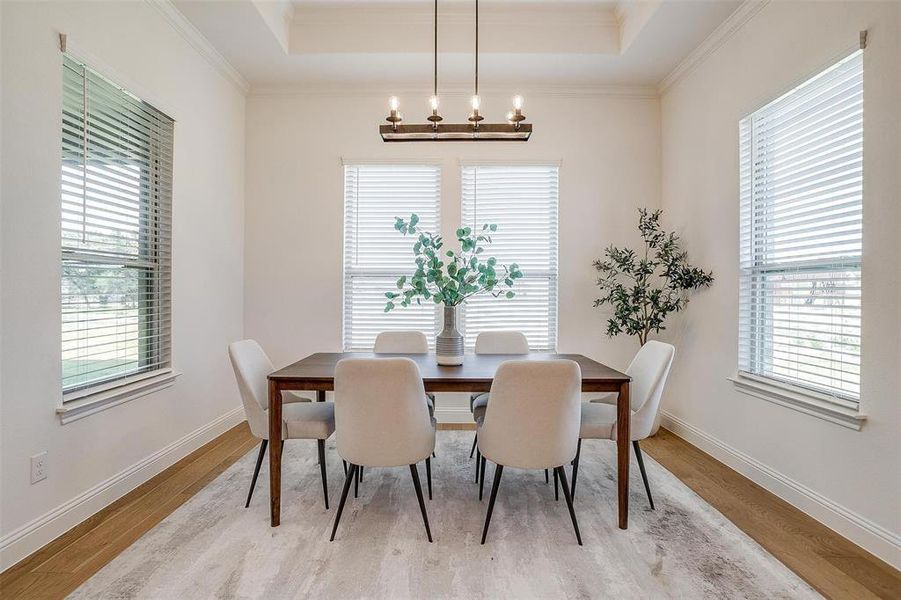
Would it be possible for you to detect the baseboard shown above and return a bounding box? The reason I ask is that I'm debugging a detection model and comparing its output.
[0,406,245,572]
[660,411,901,569]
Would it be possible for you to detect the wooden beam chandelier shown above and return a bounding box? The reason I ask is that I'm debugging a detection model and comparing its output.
[380,0,531,142]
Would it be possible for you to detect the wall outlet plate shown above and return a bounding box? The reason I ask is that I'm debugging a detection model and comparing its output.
[31,452,48,484]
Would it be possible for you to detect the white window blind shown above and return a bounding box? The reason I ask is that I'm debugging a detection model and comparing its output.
[739,49,863,405]
[343,164,440,350]
[461,165,559,350]
[61,55,174,395]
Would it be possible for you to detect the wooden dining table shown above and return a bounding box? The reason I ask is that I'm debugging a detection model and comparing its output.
[267,352,633,529]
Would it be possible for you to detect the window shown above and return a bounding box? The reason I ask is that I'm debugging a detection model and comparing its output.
[61,56,174,397]
[738,50,863,407]
[343,164,441,350]
[461,165,559,350]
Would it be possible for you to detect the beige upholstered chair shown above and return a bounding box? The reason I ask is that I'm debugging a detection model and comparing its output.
[475,360,583,545]
[468,331,530,477]
[228,340,335,509]
[572,341,675,509]
[374,330,434,413]
[373,330,429,354]
[329,357,436,542]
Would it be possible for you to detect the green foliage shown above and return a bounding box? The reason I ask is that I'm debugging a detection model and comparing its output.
[593,209,713,345]
[385,215,523,312]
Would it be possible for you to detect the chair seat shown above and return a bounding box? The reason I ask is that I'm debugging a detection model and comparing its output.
[473,403,487,426]
[580,402,632,440]
[588,392,617,405]
[472,393,489,411]
[263,402,336,440]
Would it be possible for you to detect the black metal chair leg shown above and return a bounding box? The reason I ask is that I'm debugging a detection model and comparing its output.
[244,440,268,508]
[330,464,357,541]
[425,457,433,500]
[480,464,504,544]
[479,455,486,501]
[343,460,347,476]
[409,464,433,542]
[474,448,481,483]
[553,467,559,501]
[571,439,582,500]
[633,440,655,510]
[545,469,549,484]
[469,433,478,459]
[555,466,583,545]
[354,463,359,498]
[317,439,329,510]
[359,466,364,482]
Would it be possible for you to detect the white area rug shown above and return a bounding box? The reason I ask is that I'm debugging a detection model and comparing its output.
[69,431,819,599]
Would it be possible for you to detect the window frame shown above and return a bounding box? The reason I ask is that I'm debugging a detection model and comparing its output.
[341,161,442,351]
[733,48,866,430]
[57,51,178,423]
[459,161,560,352]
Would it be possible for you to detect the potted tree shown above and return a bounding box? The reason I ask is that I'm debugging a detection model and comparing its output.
[594,208,713,345]
[385,214,523,365]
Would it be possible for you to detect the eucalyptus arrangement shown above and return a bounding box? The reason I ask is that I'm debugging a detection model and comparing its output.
[385,214,523,364]
[593,209,713,346]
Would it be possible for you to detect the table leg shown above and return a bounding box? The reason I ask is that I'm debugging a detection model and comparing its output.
[269,379,282,527]
[617,381,630,530]
[317,390,326,402]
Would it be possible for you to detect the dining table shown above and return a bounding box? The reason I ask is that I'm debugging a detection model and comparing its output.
[267,352,633,529]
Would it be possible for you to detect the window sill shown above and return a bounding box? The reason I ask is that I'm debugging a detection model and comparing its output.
[57,369,181,425]
[729,373,866,431]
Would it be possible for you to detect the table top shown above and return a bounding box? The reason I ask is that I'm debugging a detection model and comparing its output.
[269,352,630,393]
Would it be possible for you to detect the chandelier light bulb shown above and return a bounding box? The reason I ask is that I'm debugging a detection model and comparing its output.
[471,95,481,110]
[430,95,440,111]
[506,111,515,123]
[513,95,523,110]
[389,96,399,111]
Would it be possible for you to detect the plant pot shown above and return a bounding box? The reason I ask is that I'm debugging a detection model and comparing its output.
[436,305,464,366]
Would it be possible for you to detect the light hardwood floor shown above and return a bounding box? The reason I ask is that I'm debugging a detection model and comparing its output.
[1,422,897,599]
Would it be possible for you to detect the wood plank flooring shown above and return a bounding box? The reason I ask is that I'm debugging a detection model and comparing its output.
[0,422,897,599]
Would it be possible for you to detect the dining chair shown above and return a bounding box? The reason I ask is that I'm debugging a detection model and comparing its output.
[228,340,336,509]
[572,341,675,509]
[475,360,583,545]
[468,331,530,480]
[371,331,436,480]
[329,357,436,542]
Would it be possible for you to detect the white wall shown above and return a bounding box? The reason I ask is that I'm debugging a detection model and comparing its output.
[0,1,246,569]
[659,1,900,566]
[244,89,661,420]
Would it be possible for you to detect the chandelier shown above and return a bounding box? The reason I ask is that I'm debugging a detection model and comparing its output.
[380,0,531,142]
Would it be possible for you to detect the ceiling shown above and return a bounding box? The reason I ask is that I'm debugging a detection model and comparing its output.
[172,0,742,91]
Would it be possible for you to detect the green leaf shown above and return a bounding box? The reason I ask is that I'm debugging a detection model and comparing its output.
[384,302,395,312]
[396,275,406,288]
[385,292,397,299]
[505,291,515,299]
[489,224,497,232]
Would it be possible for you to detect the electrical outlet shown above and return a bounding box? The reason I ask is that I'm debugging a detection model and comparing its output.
[31,452,48,484]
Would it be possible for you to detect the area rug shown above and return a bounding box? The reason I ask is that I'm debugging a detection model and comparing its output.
[69,431,819,599]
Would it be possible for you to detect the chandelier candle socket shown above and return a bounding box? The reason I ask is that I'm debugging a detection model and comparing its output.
[380,0,531,142]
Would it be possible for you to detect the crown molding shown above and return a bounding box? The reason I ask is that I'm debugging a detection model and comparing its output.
[292,3,619,28]
[250,83,658,99]
[144,0,250,94]
[657,0,770,95]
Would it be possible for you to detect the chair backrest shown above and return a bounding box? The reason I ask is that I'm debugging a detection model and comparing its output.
[627,341,676,439]
[478,360,581,470]
[228,339,273,439]
[334,357,435,467]
[474,331,530,355]
[373,331,429,354]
